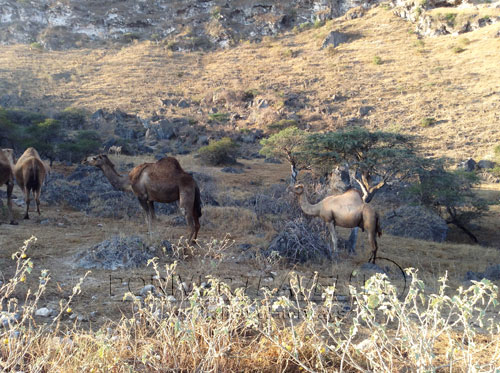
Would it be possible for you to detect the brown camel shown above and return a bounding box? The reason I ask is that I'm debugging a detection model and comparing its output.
[84,154,202,243]
[0,149,17,225]
[294,184,381,263]
[13,147,49,219]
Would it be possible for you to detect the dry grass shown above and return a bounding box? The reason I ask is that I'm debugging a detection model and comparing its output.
[0,7,499,160]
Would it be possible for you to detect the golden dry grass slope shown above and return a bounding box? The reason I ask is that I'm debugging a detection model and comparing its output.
[0,6,499,161]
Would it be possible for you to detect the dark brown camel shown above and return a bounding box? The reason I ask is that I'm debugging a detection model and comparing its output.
[0,149,17,225]
[84,154,202,243]
[13,147,49,219]
[294,184,381,263]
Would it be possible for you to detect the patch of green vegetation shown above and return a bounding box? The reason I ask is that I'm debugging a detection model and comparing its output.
[444,13,457,26]
[211,6,222,20]
[30,42,43,50]
[54,107,88,129]
[415,7,423,18]
[122,33,141,43]
[452,46,465,54]
[243,89,259,101]
[208,112,230,123]
[414,39,425,48]
[373,55,383,65]
[420,117,436,127]
[458,37,471,46]
[293,22,312,33]
[280,48,298,58]
[268,119,298,133]
[198,137,239,165]
[313,19,325,29]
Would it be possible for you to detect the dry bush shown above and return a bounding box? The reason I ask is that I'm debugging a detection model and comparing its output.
[2,237,500,372]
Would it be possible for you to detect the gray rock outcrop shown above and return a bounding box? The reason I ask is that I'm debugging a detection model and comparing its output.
[382,205,448,242]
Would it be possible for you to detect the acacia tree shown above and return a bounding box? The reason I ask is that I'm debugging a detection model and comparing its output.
[304,128,424,202]
[259,126,308,184]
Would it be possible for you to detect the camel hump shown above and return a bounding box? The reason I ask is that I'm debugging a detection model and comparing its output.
[156,156,184,172]
[129,163,151,185]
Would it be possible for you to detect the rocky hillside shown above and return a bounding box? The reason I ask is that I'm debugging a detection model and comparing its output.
[0,0,373,50]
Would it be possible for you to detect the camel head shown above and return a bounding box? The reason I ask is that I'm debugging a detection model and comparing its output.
[293,184,305,195]
[83,154,112,169]
[1,148,15,165]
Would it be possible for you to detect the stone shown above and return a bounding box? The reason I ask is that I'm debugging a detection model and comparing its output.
[477,160,495,169]
[35,307,52,317]
[140,285,157,296]
[74,235,155,270]
[458,158,477,172]
[321,31,348,49]
[177,99,190,108]
[221,167,244,174]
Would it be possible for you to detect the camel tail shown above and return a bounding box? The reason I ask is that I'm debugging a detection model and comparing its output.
[26,160,40,192]
[194,185,202,218]
[376,213,382,238]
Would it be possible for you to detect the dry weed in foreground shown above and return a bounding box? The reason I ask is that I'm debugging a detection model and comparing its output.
[1,237,500,372]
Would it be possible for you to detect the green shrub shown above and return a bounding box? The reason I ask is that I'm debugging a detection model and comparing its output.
[444,13,456,26]
[420,117,435,127]
[208,112,230,123]
[452,45,465,54]
[54,107,88,129]
[268,119,298,133]
[198,137,239,165]
[58,130,101,163]
[373,55,383,65]
[30,42,43,50]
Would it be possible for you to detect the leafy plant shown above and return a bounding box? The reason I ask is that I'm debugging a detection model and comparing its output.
[208,112,230,123]
[373,55,383,65]
[259,126,307,183]
[303,128,425,202]
[420,117,435,127]
[198,137,239,165]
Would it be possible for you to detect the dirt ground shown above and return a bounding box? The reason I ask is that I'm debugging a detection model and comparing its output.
[1,155,499,329]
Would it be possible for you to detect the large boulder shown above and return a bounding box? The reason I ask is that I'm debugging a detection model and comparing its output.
[321,31,348,49]
[382,205,448,242]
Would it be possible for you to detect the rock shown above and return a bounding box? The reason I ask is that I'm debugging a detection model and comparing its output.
[321,31,348,49]
[35,307,52,317]
[358,106,373,117]
[458,158,477,172]
[75,235,155,270]
[0,312,18,328]
[221,167,244,174]
[477,160,495,169]
[382,206,448,242]
[140,285,157,296]
[177,99,190,108]
[465,264,500,282]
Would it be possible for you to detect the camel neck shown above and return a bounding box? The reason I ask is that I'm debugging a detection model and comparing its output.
[298,193,322,216]
[99,163,130,191]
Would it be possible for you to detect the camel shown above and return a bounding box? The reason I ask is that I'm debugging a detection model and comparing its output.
[13,147,49,219]
[108,145,122,156]
[293,184,381,263]
[84,154,202,243]
[0,149,17,225]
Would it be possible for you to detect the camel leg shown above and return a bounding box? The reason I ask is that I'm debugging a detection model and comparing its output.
[368,231,378,264]
[34,187,41,215]
[327,222,338,259]
[138,198,152,232]
[148,201,156,221]
[23,187,30,220]
[193,213,200,241]
[6,181,17,225]
[179,190,196,244]
[346,227,359,254]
